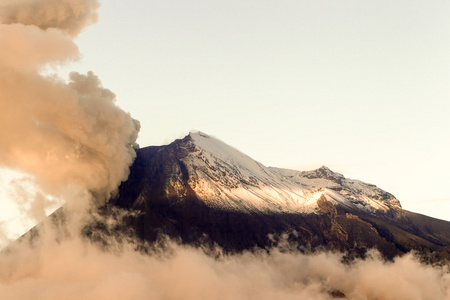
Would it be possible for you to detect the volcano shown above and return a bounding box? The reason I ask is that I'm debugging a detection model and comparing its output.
[88,132,450,262]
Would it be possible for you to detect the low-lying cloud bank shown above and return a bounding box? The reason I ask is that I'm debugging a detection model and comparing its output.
[1,226,449,300]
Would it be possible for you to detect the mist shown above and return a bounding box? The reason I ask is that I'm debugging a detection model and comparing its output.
[0,0,449,299]
[1,227,449,300]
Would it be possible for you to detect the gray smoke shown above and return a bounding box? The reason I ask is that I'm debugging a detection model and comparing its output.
[0,0,99,36]
[0,0,139,213]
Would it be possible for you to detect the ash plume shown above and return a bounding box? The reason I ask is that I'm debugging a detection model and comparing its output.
[0,0,139,211]
[0,0,99,36]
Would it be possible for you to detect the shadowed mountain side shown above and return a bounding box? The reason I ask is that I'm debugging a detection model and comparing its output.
[101,135,450,263]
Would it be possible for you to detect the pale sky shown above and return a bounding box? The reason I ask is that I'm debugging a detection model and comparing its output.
[1,0,450,229]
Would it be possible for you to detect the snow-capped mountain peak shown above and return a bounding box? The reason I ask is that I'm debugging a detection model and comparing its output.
[106,131,450,261]
[173,132,401,216]
[188,131,270,179]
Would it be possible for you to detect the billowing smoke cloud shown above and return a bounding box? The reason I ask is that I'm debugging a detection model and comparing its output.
[0,0,99,36]
[0,0,139,212]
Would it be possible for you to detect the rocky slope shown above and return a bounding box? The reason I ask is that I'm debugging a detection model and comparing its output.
[96,132,450,262]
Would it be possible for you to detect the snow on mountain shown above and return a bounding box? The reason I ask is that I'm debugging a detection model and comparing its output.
[177,132,401,215]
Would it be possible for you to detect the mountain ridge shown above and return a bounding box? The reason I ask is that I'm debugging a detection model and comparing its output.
[145,132,402,215]
[101,132,450,262]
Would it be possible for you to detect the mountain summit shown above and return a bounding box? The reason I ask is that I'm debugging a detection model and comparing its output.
[104,132,450,261]
[119,132,401,215]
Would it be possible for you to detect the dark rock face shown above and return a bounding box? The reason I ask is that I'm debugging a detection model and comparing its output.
[103,135,450,263]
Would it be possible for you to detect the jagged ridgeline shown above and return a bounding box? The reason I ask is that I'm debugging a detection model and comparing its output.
[80,132,450,263]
